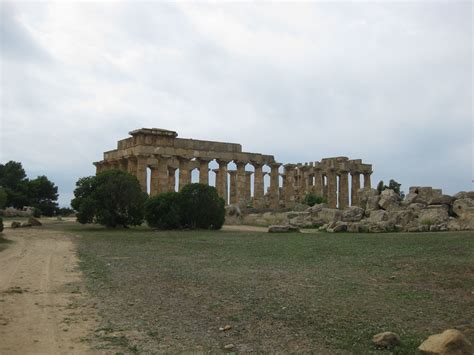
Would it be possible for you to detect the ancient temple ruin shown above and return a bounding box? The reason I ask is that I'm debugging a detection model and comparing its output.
[94,128,373,209]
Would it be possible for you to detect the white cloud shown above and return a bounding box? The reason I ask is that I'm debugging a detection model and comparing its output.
[0,1,472,206]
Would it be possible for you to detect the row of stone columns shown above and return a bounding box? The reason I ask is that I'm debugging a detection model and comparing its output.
[97,156,372,209]
[97,156,281,208]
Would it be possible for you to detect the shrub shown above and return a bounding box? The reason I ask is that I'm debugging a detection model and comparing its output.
[303,192,326,207]
[0,217,3,232]
[71,170,146,228]
[145,192,182,229]
[179,184,225,229]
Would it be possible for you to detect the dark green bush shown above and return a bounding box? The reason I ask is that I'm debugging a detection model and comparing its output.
[179,184,225,229]
[71,170,146,228]
[303,192,326,207]
[145,192,182,229]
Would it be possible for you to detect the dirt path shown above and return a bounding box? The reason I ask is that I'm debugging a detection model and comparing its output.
[0,227,99,354]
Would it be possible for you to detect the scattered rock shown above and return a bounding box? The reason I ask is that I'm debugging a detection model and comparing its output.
[224,344,235,350]
[219,325,232,331]
[372,331,400,348]
[366,210,389,223]
[453,198,474,219]
[418,329,473,355]
[342,206,365,222]
[11,221,21,229]
[28,217,42,226]
[21,222,32,228]
[378,189,401,211]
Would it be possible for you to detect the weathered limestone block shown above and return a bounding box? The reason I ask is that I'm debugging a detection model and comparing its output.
[342,206,365,222]
[428,194,454,206]
[418,329,473,355]
[387,210,416,226]
[327,221,348,233]
[402,192,426,206]
[454,191,474,200]
[318,208,343,223]
[378,189,401,211]
[358,188,379,210]
[418,205,449,224]
[453,198,474,219]
[409,186,442,202]
[289,213,315,228]
[306,203,328,214]
[407,203,427,216]
[367,210,389,223]
[365,221,396,233]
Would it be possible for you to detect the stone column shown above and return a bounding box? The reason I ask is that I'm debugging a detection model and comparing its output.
[150,166,159,196]
[198,158,211,185]
[283,164,296,208]
[228,171,237,205]
[216,160,229,204]
[136,155,148,193]
[127,157,137,176]
[314,168,323,197]
[235,160,247,206]
[178,157,191,191]
[363,172,372,190]
[119,159,128,171]
[269,163,281,209]
[168,167,176,192]
[157,156,170,194]
[110,160,119,170]
[351,172,361,206]
[326,169,337,208]
[252,163,264,208]
[338,170,349,209]
[245,171,252,201]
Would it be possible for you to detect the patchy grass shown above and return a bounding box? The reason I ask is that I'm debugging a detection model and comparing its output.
[55,223,474,353]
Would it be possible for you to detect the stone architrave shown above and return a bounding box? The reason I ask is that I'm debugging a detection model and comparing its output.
[252,163,264,208]
[269,163,281,209]
[326,169,337,208]
[351,172,361,206]
[338,170,349,209]
[178,156,191,191]
[136,155,148,193]
[283,164,296,208]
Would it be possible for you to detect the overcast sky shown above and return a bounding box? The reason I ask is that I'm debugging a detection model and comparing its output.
[1,1,472,206]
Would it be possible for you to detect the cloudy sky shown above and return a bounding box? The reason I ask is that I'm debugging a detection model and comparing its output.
[1,1,472,206]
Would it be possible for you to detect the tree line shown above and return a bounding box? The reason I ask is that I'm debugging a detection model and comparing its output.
[0,161,61,216]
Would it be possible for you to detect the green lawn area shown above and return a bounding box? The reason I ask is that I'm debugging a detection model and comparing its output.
[58,223,474,353]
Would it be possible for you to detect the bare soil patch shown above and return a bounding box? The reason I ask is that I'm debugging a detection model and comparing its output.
[0,227,103,354]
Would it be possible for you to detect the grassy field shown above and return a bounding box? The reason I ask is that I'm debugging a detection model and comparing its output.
[46,223,474,353]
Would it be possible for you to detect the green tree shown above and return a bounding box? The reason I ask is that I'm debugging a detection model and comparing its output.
[28,175,59,216]
[71,170,146,228]
[179,184,225,230]
[0,187,7,209]
[145,192,182,229]
[303,192,326,206]
[0,161,29,208]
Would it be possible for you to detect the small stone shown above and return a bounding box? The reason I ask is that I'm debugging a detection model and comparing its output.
[372,331,400,348]
[224,344,234,350]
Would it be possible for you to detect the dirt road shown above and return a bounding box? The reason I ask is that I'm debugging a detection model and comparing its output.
[0,227,99,354]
